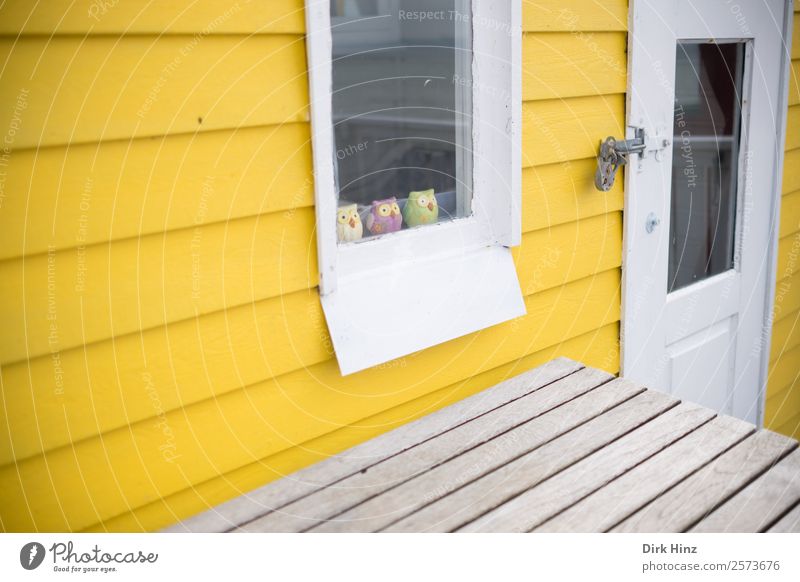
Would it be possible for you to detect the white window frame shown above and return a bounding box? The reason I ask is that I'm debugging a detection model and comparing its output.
[306,0,524,375]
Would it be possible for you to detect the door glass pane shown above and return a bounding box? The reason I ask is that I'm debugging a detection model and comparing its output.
[668,42,745,292]
[330,0,473,243]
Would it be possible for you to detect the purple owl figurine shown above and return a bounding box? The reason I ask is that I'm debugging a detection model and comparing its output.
[366,197,403,236]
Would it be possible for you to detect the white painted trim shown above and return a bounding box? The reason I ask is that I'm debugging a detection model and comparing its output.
[757,0,794,428]
[621,0,787,424]
[305,0,338,295]
[305,0,524,374]
[323,245,526,375]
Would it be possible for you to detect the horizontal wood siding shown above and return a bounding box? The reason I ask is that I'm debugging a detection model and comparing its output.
[0,1,626,531]
[766,6,800,440]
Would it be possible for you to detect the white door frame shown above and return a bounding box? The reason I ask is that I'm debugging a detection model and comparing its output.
[619,0,794,426]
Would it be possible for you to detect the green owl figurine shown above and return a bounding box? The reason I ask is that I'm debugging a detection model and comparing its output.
[402,189,438,227]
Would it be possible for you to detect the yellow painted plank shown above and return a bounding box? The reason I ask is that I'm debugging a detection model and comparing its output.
[515,212,622,295]
[780,190,800,238]
[92,321,621,532]
[0,289,333,466]
[765,349,800,430]
[522,157,624,232]
[789,61,800,107]
[522,32,627,101]
[770,309,800,364]
[773,410,800,441]
[775,270,800,321]
[0,35,308,150]
[0,208,318,365]
[0,123,313,261]
[523,94,625,167]
[522,0,628,32]
[0,269,621,532]
[794,14,800,60]
[1,213,622,464]
[786,105,800,151]
[776,231,800,281]
[0,0,305,35]
[783,148,800,194]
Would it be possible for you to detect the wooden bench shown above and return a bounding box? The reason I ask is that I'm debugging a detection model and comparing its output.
[167,358,800,533]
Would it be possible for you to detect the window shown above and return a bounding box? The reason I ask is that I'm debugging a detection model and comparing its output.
[331,0,473,242]
[306,0,524,374]
[668,42,745,292]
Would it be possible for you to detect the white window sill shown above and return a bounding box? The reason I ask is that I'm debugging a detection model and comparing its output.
[321,244,525,375]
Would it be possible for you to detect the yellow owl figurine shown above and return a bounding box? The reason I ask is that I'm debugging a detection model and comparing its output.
[336,203,363,243]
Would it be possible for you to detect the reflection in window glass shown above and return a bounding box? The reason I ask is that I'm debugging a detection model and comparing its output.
[668,42,745,292]
[331,0,473,243]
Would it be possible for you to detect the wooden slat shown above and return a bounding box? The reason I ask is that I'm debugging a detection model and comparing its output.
[766,345,800,413]
[522,158,624,232]
[0,289,333,465]
[0,35,308,150]
[310,378,644,532]
[765,378,800,432]
[522,94,625,168]
[515,212,622,295]
[774,270,800,320]
[779,190,800,238]
[794,14,800,60]
[112,324,619,533]
[535,415,755,532]
[786,105,800,151]
[235,367,613,532]
[691,448,800,532]
[1,219,623,464]
[522,33,626,101]
[776,232,800,281]
[789,62,800,107]
[166,359,583,532]
[0,123,314,261]
[386,389,677,533]
[774,410,800,440]
[783,148,800,193]
[0,0,306,35]
[768,502,800,532]
[769,310,800,363]
[522,0,628,32]
[0,208,318,366]
[460,402,715,532]
[612,430,797,532]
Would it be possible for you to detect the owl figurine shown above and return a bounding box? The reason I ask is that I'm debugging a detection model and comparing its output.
[336,203,363,243]
[366,197,403,236]
[402,189,438,227]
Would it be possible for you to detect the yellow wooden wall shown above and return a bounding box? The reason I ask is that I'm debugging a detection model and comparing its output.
[765,4,800,440]
[0,0,626,531]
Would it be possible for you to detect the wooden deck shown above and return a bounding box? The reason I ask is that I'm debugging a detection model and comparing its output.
[169,358,800,533]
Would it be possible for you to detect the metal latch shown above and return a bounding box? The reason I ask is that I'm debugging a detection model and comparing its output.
[594,128,670,191]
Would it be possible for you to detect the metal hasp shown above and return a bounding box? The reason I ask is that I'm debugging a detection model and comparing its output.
[594,127,649,192]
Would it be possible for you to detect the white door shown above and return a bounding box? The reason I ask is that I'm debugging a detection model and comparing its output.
[621,0,790,423]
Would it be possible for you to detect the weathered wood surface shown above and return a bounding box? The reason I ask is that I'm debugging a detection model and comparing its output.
[691,448,800,533]
[313,378,644,533]
[169,357,582,532]
[536,415,756,532]
[768,501,800,532]
[237,366,611,532]
[170,359,800,533]
[612,430,798,533]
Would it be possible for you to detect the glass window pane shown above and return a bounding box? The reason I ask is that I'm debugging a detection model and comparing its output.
[331,0,473,243]
[668,42,745,292]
